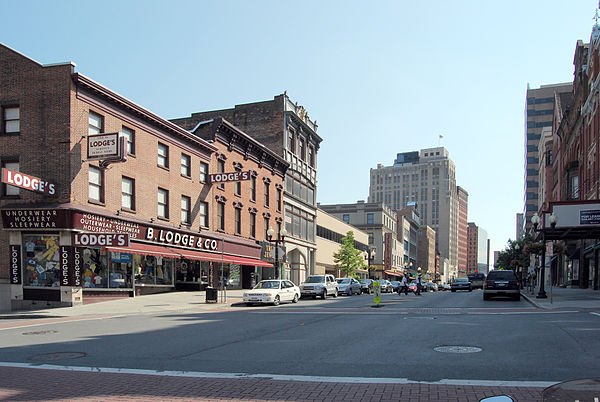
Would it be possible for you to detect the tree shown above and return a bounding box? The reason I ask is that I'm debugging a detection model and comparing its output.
[333,231,367,278]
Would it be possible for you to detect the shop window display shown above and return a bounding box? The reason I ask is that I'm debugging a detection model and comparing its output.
[176,260,210,285]
[81,248,111,288]
[133,255,174,286]
[23,234,61,287]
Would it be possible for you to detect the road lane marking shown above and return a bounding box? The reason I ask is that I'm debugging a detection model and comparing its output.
[0,316,115,331]
[591,312,600,317]
[0,361,558,388]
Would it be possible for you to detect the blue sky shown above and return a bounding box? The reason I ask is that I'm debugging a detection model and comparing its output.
[2,0,598,254]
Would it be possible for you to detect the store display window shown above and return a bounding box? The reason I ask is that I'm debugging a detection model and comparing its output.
[133,255,174,286]
[81,248,111,288]
[176,260,210,284]
[23,234,60,287]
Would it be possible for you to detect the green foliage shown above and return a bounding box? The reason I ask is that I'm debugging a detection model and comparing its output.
[333,231,367,278]
[496,234,535,270]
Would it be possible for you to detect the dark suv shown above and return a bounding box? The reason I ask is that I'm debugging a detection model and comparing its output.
[483,270,520,301]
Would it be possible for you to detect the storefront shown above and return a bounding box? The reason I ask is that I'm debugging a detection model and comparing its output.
[2,206,272,309]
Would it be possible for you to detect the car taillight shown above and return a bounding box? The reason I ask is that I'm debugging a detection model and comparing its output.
[483,281,488,288]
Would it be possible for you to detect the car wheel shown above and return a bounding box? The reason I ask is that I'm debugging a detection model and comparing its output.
[451,289,456,292]
[469,288,472,292]
[348,288,352,296]
[322,290,327,299]
[312,295,317,299]
[292,294,299,303]
[273,296,280,306]
[334,289,338,298]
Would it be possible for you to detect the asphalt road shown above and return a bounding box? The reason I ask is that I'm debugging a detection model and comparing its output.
[1,289,599,384]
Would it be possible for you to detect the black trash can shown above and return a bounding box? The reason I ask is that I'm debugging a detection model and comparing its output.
[205,287,218,303]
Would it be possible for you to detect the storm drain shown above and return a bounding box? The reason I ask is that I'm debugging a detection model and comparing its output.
[29,352,86,362]
[434,346,482,354]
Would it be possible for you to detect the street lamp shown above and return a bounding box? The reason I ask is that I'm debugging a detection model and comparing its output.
[267,226,287,279]
[515,243,523,289]
[531,212,557,299]
[366,248,376,279]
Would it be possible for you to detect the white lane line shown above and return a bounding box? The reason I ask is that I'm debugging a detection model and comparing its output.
[591,312,600,317]
[0,316,114,331]
[0,361,558,388]
[253,310,577,315]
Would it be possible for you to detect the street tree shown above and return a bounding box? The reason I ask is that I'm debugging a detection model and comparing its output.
[333,231,366,278]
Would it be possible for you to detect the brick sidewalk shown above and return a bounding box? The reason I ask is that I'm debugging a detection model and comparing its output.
[0,366,544,401]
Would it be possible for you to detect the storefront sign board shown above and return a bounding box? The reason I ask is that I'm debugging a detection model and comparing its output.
[1,168,55,195]
[1,209,69,229]
[209,171,251,184]
[10,245,22,284]
[87,132,119,160]
[72,233,130,247]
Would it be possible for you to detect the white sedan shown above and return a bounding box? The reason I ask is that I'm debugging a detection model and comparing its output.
[243,280,300,306]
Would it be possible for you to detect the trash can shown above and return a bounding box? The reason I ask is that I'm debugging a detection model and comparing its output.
[205,287,218,303]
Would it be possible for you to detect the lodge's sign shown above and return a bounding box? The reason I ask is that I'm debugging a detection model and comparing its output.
[72,233,130,247]
[1,168,56,195]
[87,132,119,160]
[209,171,251,184]
[10,245,22,284]
[1,209,69,229]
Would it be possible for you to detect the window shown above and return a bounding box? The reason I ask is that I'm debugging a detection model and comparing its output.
[88,111,103,135]
[249,211,256,238]
[181,153,191,177]
[298,138,305,160]
[121,126,135,155]
[199,162,209,183]
[217,159,225,190]
[181,195,191,224]
[264,182,270,207]
[158,143,169,168]
[367,213,374,224]
[287,129,295,152]
[308,145,315,167]
[121,177,135,210]
[264,217,270,239]
[343,214,349,223]
[158,188,169,219]
[1,161,19,196]
[88,166,104,203]
[217,201,225,231]
[277,188,282,212]
[199,201,209,227]
[250,175,256,201]
[235,207,242,235]
[235,168,242,196]
[3,106,20,133]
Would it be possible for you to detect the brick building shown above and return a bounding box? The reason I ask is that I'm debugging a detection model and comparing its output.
[172,94,322,285]
[0,44,278,311]
[457,186,468,275]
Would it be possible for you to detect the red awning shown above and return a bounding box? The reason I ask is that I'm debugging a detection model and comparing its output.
[108,243,181,258]
[169,248,273,267]
[384,270,404,277]
[227,255,273,268]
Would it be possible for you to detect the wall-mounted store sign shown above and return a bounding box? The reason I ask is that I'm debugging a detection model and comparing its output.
[72,233,130,247]
[1,168,56,195]
[1,209,69,229]
[10,245,22,284]
[209,171,251,184]
[87,132,120,160]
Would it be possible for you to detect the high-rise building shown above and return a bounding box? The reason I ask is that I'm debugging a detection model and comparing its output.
[516,213,525,240]
[467,222,489,274]
[524,83,572,231]
[457,186,469,275]
[368,147,459,270]
[171,94,322,285]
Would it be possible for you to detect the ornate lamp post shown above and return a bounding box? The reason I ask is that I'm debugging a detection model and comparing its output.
[267,226,287,280]
[366,247,376,279]
[531,212,557,299]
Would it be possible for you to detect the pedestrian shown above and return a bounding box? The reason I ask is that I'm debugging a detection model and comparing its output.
[399,274,409,295]
[416,269,422,295]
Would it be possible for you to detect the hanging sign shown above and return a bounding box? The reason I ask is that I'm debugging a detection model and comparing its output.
[1,168,55,195]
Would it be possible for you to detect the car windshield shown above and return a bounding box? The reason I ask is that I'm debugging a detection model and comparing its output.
[360,279,371,284]
[487,271,516,280]
[454,278,469,283]
[337,278,351,284]
[254,281,280,289]
[305,276,325,283]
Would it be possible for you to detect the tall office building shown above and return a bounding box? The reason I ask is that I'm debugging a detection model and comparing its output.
[524,83,572,231]
[467,222,489,274]
[457,186,469,275]
[368,147,459,270]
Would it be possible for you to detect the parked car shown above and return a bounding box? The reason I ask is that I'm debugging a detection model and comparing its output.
[243,280,300,306]
[425,282,438,292]
[336,277,362,295]
[451,278,472,292]
[390,281,401,292]
[483,270,520,301]
[439,283,451,291]
[300,274,338,299]
[359,279,374,294]
[408,281,418,293]
[468,273,486,290]
[374,279,393,293]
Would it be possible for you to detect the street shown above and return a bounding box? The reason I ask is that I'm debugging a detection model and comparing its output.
[0,289,599,401]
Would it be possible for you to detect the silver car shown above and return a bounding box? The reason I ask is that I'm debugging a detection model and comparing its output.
[336,277,362,295]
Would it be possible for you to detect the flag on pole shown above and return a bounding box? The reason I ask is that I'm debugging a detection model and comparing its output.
[439,135,444,139]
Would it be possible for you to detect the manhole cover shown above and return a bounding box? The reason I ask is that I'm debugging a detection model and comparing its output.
[29,352,86,361]
[434,346,482,353]
[23,330,58,335]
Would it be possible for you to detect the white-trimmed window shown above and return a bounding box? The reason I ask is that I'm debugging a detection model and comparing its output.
[89,166,104,203]
[2,161,19,196]
[158,143,169,168]
[121,176,135,210]
[199,201,208,227]
[181,195,191,224]
[121,126,135,155]
[199,162,208,183]
[181,153,191,177]
[4,107,20,133]
[88,111,103,135]
[158,188,169,219]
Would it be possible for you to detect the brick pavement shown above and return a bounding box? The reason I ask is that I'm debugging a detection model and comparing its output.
[0,366,545,401]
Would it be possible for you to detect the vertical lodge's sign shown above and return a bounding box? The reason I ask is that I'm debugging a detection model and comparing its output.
[10,245,22,284]
[1,168,55,195]
[59,246,81,287]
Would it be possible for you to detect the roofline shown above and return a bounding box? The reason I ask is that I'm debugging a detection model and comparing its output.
[0,42,76,69]
[73,73,217,153]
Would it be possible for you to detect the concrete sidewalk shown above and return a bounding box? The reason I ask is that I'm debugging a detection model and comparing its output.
[0,289,246,318]
[521,285,600,310]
